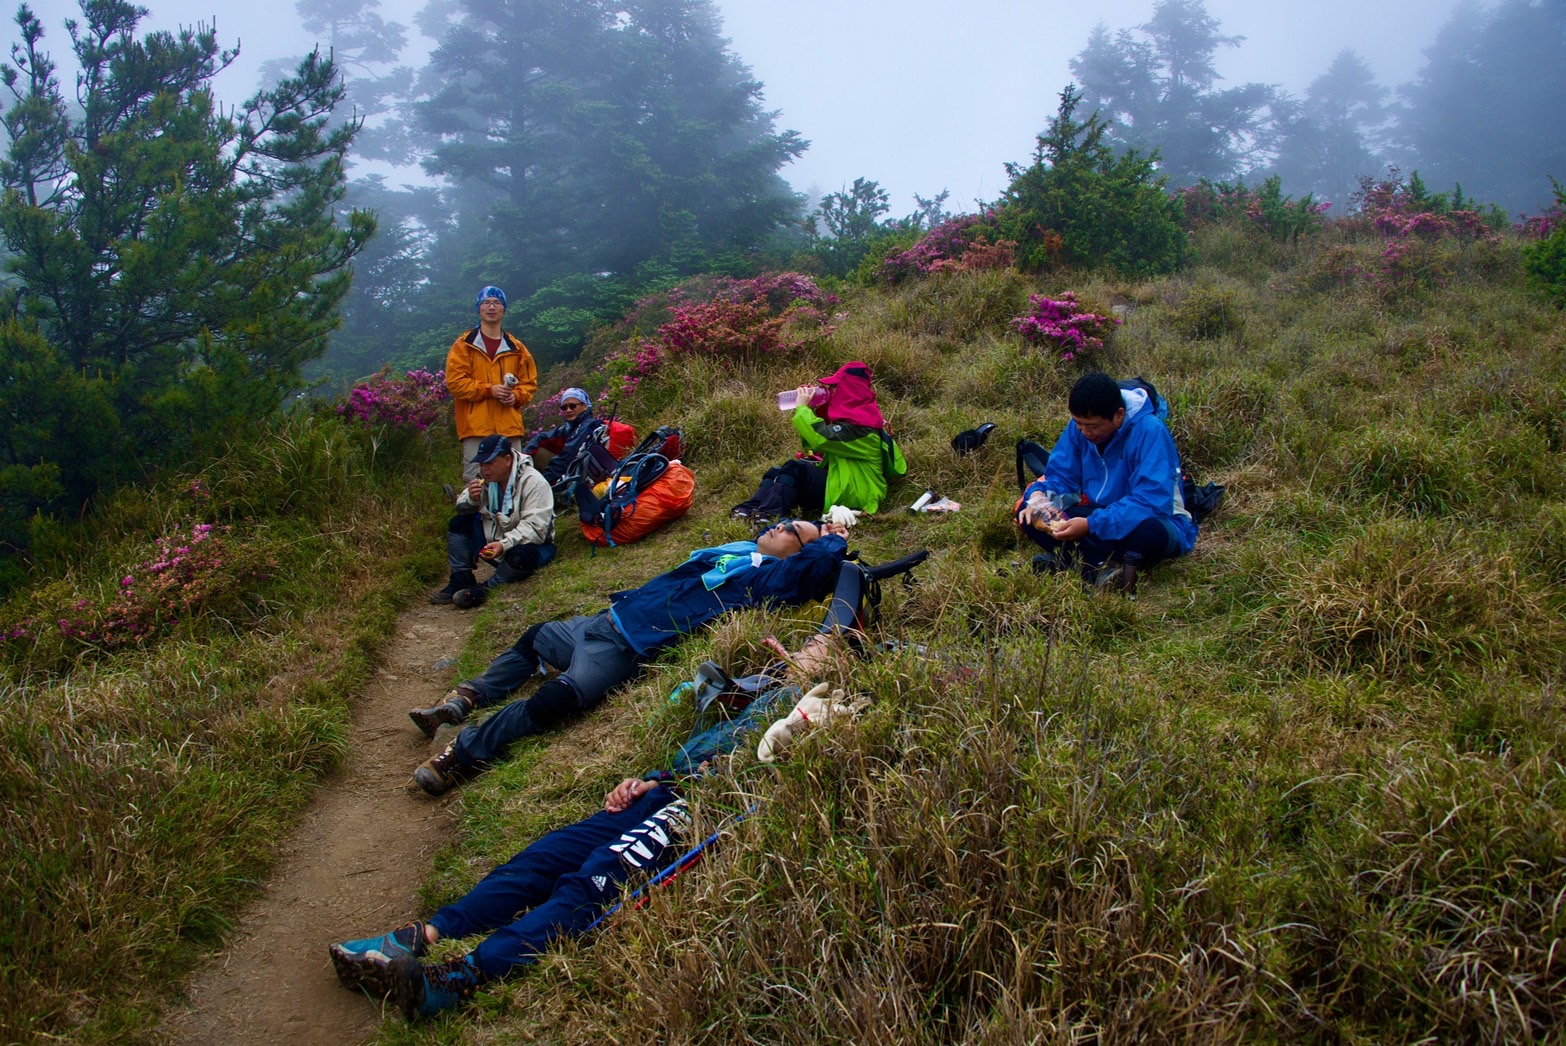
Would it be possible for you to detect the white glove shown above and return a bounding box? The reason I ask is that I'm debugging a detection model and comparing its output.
[826,505,862,528]
[756,682,853,763]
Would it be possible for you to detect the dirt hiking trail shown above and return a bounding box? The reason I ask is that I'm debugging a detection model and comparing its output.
[164,601,466,1045]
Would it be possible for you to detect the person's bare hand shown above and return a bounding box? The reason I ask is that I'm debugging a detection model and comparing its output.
[821,521,850,537]
[604,778,655,813]
[466,479,483,500]
[1050,516,1090,541]
[491,383,515,404]
[480,541,503,560]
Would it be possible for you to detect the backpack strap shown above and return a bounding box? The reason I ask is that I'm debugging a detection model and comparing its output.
[1015,438,1050,491]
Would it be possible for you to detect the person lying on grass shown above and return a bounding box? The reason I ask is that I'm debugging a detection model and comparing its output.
[1015,371,1198,596]
[334,621,853,1021]
[407,519,851,795]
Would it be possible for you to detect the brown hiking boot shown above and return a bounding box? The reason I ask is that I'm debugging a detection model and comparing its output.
[409,687,477,739]
[412,741,466,796]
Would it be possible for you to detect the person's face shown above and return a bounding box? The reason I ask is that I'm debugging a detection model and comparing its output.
[478,297,506,323]
[1071,409,1126,447]
[478,452,511,482]
[755,518,822,558]
[559,398,587,419]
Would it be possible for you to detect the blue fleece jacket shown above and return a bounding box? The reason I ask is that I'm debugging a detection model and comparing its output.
[607,534,848,656]
[1025,388,1198,553]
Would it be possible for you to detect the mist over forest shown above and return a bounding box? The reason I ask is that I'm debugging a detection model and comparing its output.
[242,0,1563,377]
[0,0,1562,553]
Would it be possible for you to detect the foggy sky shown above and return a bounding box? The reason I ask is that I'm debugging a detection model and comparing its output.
[22,0,1451,212]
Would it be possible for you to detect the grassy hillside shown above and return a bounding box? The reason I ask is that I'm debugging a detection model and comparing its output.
[382,217,1564,1043]
[1,205,1562,1043]
[0,420,452,1040]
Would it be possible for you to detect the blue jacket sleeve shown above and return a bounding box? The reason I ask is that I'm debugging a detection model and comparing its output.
[748,534,847,606]
[1036,426,1084,503]
[1086,421,1183,542]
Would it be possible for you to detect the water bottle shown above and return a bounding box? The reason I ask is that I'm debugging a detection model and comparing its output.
[775,389,798,411]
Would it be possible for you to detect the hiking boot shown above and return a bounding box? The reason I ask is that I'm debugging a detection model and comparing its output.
[451,585,488,610]
[1095,552,1142,598]
[329,922,428,996]
[1031,552,1062,575]
[429,570,475,605]
[409,687,477,739]
[412,741,467,796]
[388,953,485,1021]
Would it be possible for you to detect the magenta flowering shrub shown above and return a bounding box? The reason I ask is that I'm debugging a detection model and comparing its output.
[1362,200,1494,296]
[879,214,1016,283]
[0,523,275,669]
[602,273,838,398]
[1010,292,1120,363]
[1517,204,1562,241]
[49,524,274,653]
[337,367,451,430]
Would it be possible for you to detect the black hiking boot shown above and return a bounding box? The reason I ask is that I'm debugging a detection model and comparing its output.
[451,584,488,610]
[429,570,475,605]
[409,687,478,739]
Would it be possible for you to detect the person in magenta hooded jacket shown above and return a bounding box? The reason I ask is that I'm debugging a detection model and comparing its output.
[732,361,907,521]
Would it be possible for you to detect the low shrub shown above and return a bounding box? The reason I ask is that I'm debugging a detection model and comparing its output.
[1255,519,1562,679]
[1169,283,1246,341]
[1520,181,1566,307]
[878,213,1016,284]
[336,367,450,430]
[600,273,838,399]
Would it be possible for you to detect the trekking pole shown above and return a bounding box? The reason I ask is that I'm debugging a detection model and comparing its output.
[586,803,760,932]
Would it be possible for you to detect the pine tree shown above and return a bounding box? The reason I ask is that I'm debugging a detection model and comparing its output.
[1397,0,1566,216]
[1270,50,1388,207]
[0,1,372,512]
[1069,0,1273,185]
[380,0,805,363]
[996,84,1187,277]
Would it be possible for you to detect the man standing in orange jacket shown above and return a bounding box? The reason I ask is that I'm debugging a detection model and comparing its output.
[445,286,538,481]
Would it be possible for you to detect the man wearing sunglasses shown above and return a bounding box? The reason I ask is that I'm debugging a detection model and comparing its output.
[408,518,851,794]
[520,387,603,485]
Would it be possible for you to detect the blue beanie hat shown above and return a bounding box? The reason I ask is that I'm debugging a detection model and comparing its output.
[475,285,507,310]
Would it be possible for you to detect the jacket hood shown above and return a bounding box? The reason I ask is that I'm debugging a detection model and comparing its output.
[1120,386,1153,424]
[819,361,885,429]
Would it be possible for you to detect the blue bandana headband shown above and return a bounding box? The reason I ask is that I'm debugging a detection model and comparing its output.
[475,285,507,310]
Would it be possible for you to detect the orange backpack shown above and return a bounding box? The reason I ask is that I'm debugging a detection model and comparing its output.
[579,460,695,547]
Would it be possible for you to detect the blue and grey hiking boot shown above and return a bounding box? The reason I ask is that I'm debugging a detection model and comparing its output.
[388,952,485,1021]
[329,921,428,996]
